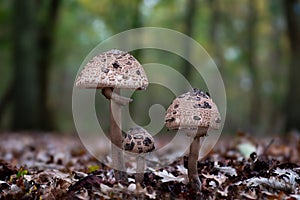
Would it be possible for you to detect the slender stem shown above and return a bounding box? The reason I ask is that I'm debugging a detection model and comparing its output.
[136,155,145,184]
[102,87,132,105]
[188,136,202,191]
[110,89,127,181]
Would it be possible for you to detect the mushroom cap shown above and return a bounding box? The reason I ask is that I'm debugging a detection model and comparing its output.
[76,49,148,90]
[122,127,155,154]
[165,88,221,131]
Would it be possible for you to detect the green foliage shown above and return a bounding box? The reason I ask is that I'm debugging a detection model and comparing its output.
[88,165,100,173]
[78,0,143,32]
[17,167,28,178]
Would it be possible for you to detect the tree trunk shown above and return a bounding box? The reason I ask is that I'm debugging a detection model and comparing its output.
[246,0,261,132]
[12,0,40,130]
[36,0,61,130]
[0,86,13,126]
[182,0,197,81]
[284,0,300,131]
[128,0,143,60]
[267,0,285,134]
[11,0,60,131]
[209,0,225,72]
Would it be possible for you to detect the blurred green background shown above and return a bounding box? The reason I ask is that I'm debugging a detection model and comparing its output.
[0,0,299,135]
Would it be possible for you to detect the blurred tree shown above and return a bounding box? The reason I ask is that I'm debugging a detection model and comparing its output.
[284,0,300,131]
[11,0,61,131]
[36,0,61,130]
[267,0,286,133]
[1,0,295,133]
[78,0,143,32]
[78,0,143,60]
[245,0,262,132]
[209,0,225,71]
[11,0,39,130]
[0,0,13,127]
[0,87,13,127]
[182,0,197,81]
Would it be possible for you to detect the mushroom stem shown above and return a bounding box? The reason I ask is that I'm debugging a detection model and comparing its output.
[110,89,127,182]
[102,87,133,106]
[188,135,203,191]
[136,155,145,184]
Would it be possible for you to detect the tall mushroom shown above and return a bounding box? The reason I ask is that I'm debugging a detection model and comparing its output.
[165,88,221,190]
[76,49,148,181]
[122,127,155,184]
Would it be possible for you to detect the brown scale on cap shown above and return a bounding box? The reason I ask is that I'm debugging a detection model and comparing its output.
[122,127,155,154]
[165,88,221,131]
[76,49,148,90]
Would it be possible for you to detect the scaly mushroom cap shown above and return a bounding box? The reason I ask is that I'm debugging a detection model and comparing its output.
[165,88,221,131]
[76,49,148,90]
[122,127,155,154]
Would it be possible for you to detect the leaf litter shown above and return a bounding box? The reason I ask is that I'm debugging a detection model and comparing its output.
[0,132,299,199]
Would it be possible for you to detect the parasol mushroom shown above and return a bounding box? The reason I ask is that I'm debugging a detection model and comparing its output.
[76,49,148,181]
[122,127,155,184]
[165,88,221,190]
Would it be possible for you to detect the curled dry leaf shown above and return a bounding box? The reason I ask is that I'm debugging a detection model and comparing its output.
[246,177,295,193]
[214,162,237,177]
[153,170,187,183]
[202,173,227,185]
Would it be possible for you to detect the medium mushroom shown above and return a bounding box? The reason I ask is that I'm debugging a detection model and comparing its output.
[122,127,155,184]
[76,49,148,181]
[165,88,221,190]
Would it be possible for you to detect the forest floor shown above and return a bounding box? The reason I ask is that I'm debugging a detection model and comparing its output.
[0,131,300,199]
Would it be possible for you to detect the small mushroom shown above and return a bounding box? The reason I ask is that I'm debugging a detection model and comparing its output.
[165,88,221,191]
[122,127,155,184]
[76,49,148,181]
